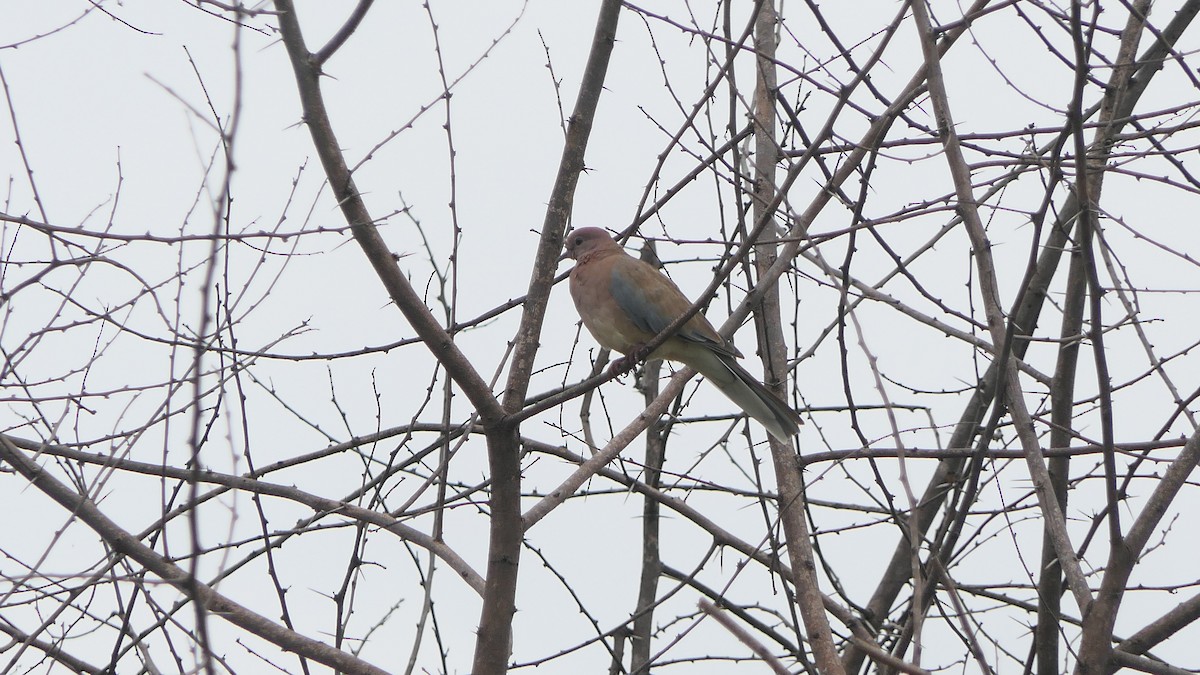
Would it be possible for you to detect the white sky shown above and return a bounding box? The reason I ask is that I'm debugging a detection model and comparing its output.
[2,1,1199,673]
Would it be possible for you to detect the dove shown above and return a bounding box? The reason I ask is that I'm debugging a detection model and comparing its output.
[565,227,801,441]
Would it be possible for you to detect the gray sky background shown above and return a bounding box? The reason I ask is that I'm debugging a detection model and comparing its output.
[2,1,1199,673]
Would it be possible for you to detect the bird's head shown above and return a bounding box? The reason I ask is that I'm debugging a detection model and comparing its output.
[563,227,620,261]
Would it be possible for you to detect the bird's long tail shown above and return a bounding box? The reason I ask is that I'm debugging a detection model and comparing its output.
[689,350,803,442]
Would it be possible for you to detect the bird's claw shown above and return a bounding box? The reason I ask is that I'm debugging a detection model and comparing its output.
[606,358,632,377]
[607,344,651,378]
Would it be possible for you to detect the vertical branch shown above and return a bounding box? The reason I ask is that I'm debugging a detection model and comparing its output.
[1067,0,1122,551]
[421,4,460,669]
[473,4,620,673]
[1066,3,1174,672]
[750,3,844,673]
[184,18,246,671]
[1037,224,1088,675]
[631,243,665,675]
[470,419,521,675]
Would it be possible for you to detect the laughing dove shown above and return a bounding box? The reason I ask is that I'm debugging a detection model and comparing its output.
[565,227,802,441]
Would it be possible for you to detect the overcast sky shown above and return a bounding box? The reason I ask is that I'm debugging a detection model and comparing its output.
[2,2,1199,673]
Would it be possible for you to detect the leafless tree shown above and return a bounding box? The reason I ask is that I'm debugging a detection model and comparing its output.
[2,1,1199,673]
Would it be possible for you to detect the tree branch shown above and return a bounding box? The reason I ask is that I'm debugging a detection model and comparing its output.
[0,435,391,675]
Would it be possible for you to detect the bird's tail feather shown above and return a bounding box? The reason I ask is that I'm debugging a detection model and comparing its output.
[692,350,802,442]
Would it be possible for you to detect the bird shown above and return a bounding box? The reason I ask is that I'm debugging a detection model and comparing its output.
[564,227,802,441]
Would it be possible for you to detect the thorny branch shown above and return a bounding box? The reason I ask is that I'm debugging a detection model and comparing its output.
[2,2,1200,674]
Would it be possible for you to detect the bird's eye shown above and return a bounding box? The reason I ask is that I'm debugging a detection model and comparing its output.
[574,236,584,246]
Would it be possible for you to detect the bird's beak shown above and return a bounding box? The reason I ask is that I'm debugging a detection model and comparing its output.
[558,250,573,263]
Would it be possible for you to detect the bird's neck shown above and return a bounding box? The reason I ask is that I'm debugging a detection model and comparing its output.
[576,247,621,266]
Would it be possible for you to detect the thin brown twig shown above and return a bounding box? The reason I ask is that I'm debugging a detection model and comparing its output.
[0,435,392,675]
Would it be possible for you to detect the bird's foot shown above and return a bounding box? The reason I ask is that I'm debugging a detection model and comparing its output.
[607,344,651,377]
[606,357,634,377]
